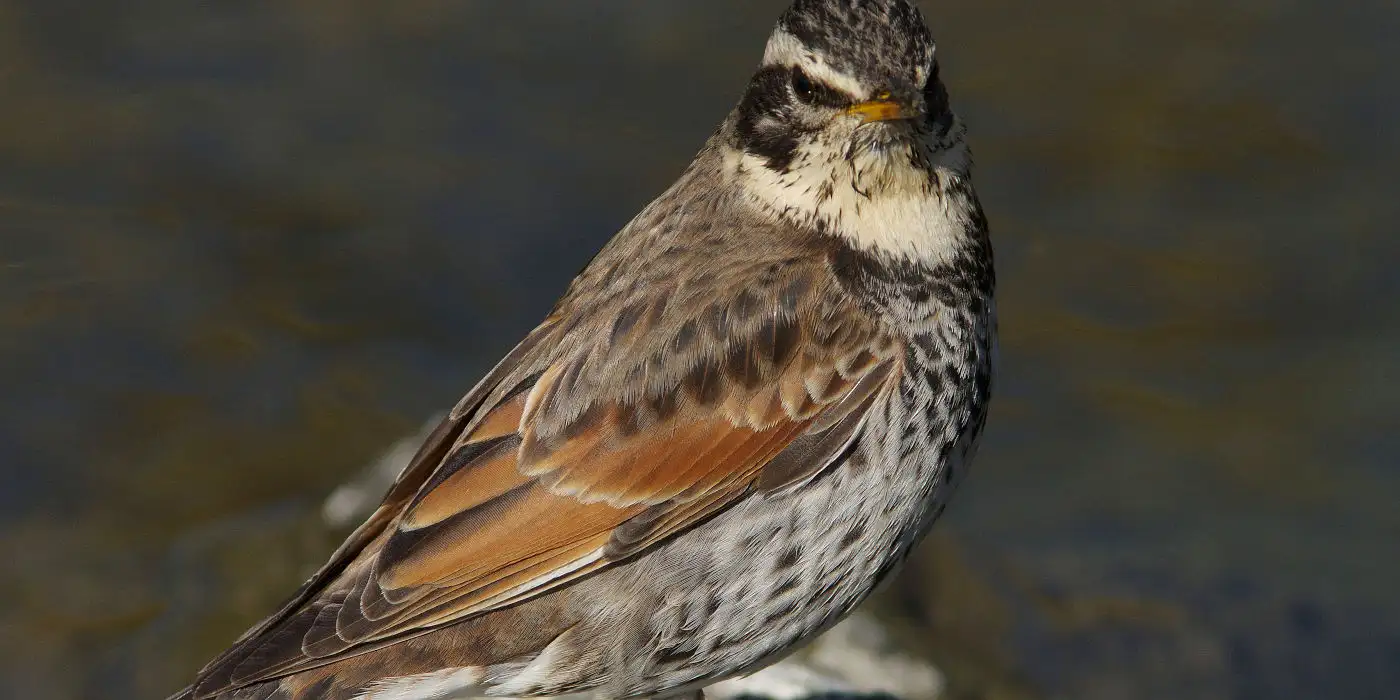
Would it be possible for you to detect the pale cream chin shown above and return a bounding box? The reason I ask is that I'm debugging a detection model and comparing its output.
[729,130,974,266]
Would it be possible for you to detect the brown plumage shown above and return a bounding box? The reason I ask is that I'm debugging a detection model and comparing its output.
[172,1,995,698]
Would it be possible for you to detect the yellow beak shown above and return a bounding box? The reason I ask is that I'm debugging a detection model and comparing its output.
[845,93,915,124]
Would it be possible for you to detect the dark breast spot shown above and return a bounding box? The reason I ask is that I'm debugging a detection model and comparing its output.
[838,521,867,551]
[770,577,800,598]
[762,598,803,627]
[774,546,802,572]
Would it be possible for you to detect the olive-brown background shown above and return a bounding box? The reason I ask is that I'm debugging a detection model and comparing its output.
[2,1,1396,699]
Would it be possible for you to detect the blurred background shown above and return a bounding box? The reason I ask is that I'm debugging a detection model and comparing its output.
[1,1,1397,698]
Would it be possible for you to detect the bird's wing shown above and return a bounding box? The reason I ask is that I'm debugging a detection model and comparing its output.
[190,256,902,699]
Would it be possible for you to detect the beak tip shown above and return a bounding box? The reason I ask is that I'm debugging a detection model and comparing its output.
[847,99,917,124]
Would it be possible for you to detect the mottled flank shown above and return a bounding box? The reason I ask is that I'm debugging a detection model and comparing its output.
[171,1,994,699]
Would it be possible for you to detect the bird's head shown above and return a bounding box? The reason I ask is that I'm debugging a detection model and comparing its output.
[724,0,976,264]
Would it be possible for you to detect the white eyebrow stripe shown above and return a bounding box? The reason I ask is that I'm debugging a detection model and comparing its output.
[762,29,870,100]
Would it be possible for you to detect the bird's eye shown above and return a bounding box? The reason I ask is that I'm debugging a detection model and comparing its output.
[790,69,816,104]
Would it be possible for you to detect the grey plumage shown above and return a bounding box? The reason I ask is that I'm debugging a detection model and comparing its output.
[171,1,994,698]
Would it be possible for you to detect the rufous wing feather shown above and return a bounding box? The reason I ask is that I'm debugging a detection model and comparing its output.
[190,272,901,699]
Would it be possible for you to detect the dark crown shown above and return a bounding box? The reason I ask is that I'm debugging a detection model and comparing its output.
[779,0,935,91]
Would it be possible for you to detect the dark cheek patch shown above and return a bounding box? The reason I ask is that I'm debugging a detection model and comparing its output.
[747,123,801,174]
[735,66,802,172]
[922,62,952,133]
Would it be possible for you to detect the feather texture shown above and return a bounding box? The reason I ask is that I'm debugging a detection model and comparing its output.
[189,239,903,698]
[176,2,997,697]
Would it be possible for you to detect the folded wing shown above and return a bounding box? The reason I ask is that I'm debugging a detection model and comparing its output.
[191,263,901,698]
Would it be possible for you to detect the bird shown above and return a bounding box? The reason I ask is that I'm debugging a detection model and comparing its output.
[171,0,994,698]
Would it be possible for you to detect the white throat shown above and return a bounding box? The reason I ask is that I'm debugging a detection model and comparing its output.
[729,123,975,266]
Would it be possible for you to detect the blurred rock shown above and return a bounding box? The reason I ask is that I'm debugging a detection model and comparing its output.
[711,612,945,700]
[321,413,445,528]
